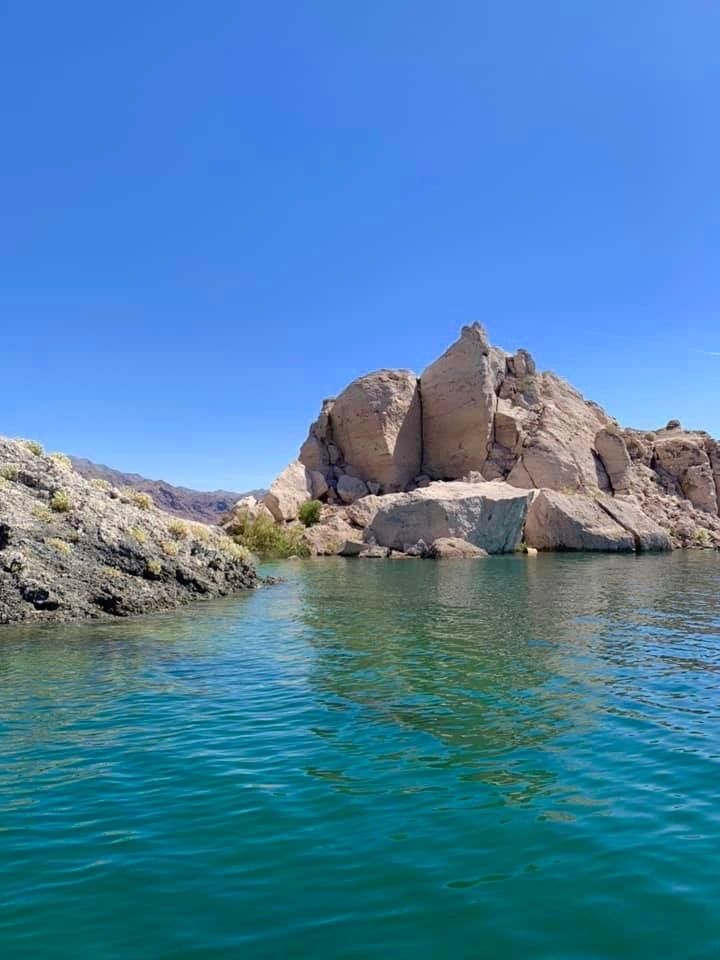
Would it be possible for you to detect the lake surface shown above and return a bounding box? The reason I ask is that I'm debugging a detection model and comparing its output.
[1,553,719,959]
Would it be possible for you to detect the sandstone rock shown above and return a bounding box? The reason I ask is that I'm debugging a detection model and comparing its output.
[301,510,359,556]
[337,474,370,504]
[366,480,533,554]
[327,370,422,492]
[222,495,274,535]
[345,495,383,529]
[595,427,631,494]
[524,490,670,552]
[299,399,335,472]
[421,324,505,479]
[309,470,329,500]
[360,545,390,559]
[264,460,314,522]
[594,495,672,552]
[653,436,718,514]
[427,537,488,559]
[339,539,365,556]
[524,490,635,552]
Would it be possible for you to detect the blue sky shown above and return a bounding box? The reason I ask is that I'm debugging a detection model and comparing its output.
[2,1,718,491]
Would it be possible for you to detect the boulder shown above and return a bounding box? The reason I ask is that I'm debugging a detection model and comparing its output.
[222,495,274,534]
[327,370,422,492]
[595,427,631,494]
[301,510,360,556]
[653,436,718,514]
[337,474,370,504]
[345,494,383,528]
[524,489,670,552]
[524,490,635,552]
[309,470,329,500]
[264,460,313,522]
[366,480,533,554]
[421,324,506,479]
[427,537,488,559]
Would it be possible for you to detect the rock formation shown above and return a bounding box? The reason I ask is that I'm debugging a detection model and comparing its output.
[264,324,720,555]
[1,438,259,624]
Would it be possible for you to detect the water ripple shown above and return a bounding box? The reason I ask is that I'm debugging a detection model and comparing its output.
[0,552,719,959]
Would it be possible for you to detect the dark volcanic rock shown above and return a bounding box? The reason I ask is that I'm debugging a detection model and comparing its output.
[1,438,259,625]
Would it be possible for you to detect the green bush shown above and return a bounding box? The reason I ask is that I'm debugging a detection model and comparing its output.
[130,526,147,544]
[50,452,72,470]
[217,538,253,563]
[231,514,309,560]
[167,519,189,540]
[145,558,162,578]
[298,500,322,527]
[46,537,71,555]
[23,439,44,456]
[90,477,112,492]
[131,491,153,510]
[49,490,72,513]
[0,464,18,481]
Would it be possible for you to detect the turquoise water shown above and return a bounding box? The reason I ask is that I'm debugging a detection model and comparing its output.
[1,554,720,959]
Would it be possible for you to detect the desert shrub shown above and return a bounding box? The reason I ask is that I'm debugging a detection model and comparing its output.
[145,558,162,578]
[190,523,212,543]
[298,500,322,527]
[695,528,711,546]
[131,491,153,510]
[168,519,189,540]
[50,452,72,470]
[46,537,71,555]
[102,565,122,578]
[49,490,70,513]
[23,439,44,456]
[231,514,309,560]
[90,477,112,492]
[49,490,72,513]
[130,526,147,544]
[32,505,54,523]
[160,539,179,557]
[217,538,253,563]
[0,464,18,481]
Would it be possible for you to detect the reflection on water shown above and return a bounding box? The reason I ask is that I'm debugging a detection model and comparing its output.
[0,553,719,960]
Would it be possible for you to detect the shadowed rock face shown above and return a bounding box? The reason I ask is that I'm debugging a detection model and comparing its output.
[274,325,720,552]
[330,370,422,492]
[1,439,258,624]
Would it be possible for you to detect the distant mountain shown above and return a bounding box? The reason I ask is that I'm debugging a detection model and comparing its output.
[69,456,266,524]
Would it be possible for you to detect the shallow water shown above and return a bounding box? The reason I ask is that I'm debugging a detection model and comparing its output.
[1,552,719,959]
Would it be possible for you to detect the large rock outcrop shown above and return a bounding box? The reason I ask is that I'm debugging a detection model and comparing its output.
[269,325,720,553]
[0,437,259,624]
[366,481,533,554]
[524,490,671,552]
[327,370,421,492]
[420,323,505,480]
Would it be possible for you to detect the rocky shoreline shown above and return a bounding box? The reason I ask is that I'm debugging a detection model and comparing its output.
[0,437,259,625]
[247,324,720,557]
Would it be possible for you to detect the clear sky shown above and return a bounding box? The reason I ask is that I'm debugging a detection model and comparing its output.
[2,1,718,491]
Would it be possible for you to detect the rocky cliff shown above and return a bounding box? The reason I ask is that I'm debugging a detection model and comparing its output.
[0,438,259,624]
[261,324,720,554]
